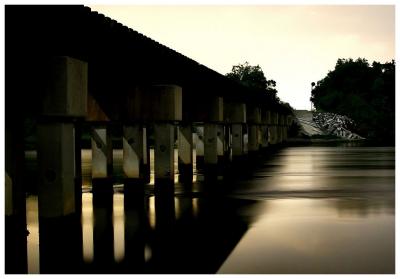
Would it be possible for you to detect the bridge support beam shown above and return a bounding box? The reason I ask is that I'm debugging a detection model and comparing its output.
[195,125,204,174]
[154,123,175,186]
[261,110,271,149]
[269,112,278,145]
[91,125,113,181]
[178,124,193,184]
[38,123,76,218]
[123,124,148,184]
[283,115,289,141]
[222,125,232,174]
[247,105,262,156]
[270,125,277,145]
[37,56,87,218]
[217,125,225,172]
[203,97,224,180]
[277,126,282,143]
[261,125,269,149]
[232,124,244,158]
[277,114,283,143]
[150,85,182,189]
[248,125,260,154]
[143,126,150,184]
[34,57,87,273]
[225,102,246,163]
[204,123,219,179]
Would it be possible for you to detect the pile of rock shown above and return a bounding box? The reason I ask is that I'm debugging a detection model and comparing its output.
[313,112,364,140]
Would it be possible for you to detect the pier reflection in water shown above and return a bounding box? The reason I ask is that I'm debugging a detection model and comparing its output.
[26,187,258,273]
[24,145,394,274]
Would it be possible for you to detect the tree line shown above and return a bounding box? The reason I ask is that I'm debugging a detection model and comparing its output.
[226,61,294,111]
[311,58,395,143]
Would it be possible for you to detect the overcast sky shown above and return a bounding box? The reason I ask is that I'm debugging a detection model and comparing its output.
[90,5,395,110]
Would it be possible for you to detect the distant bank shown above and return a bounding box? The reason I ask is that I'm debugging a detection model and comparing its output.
[290,110,364,143]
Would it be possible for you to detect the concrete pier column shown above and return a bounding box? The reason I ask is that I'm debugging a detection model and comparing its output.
[269,125,276,145]
[37,56,87,218]
[248,125,259,154]
[225,102,246,163]
[142,126,151,184]
[269,112,278,145]
[204,123,218,178]
[147,84,182,189]
[178,124,193,183]
[37,122,76,218]
[223,124,232,164]
[243,124,249,155]
[203,97,224,180]
[74,122,83,215]
[232,124,244,157]
[277,114,283,143]
[283,115,289,141]
[217,124,225,169]
[276,126,281,143]
[195,125,205,172]
[91,125,113,180]
[247,105,261,155]
[261,125,269,148]
[123,124,146,183]
[283,126,288,141]
[154,123,175,186]
[262,110,271,148]
[37,123,85,272]
[222,125,232,177]
[35,57,87,272]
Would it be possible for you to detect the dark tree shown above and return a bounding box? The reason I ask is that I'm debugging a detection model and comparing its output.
[226,62,279,102]
[311,58,395,142]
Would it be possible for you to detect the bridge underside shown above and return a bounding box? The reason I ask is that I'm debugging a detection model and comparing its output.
[5,5,294,274]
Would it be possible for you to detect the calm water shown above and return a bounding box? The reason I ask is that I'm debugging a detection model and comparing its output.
[25,145,395,274]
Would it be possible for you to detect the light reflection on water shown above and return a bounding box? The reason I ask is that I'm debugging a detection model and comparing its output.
[218,198,394,274]
[26,196,39,274]
[148,196,156,230]
[113,193,125,263]
[81,193,93,263]
[218,146,394,274]
[233,146,394,197]
[23,145,394,274]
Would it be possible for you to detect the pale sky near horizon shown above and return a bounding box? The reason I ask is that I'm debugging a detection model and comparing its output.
[90,5,395,110]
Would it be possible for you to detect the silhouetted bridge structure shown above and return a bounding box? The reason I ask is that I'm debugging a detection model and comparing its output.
[5,5,293,273]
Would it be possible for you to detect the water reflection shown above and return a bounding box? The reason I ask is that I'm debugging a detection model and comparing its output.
[92,180,114,273]
[123,186,146,272]
[26,196,39,274]
[21,145,394,274]
[233,147,394,198]
[218,198,394,274]
[113,193,124,263]
[218,146,395,274]
[38,207,83,273]
[81,193,93,263]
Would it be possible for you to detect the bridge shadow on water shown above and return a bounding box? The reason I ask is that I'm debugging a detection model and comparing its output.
[21,159,266,274]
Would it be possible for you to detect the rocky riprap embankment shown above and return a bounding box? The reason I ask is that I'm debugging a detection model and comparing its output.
[312,112,364,140]
[293,110,365,140]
